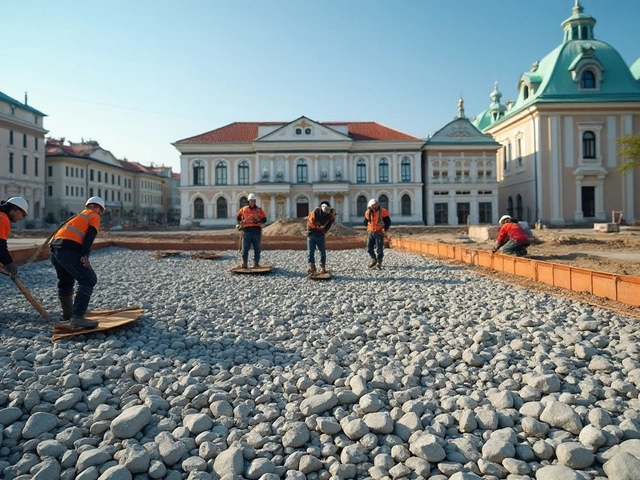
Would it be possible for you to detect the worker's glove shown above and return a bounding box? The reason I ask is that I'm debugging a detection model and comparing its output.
[235,224,243,231]
[491,248,498,254]
[4,263,18,277]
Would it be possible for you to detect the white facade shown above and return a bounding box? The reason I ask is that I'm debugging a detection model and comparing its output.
[174,117,424,227]
[0,91,48,227]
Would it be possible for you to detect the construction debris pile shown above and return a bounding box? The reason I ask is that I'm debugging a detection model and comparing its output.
[262,217,362,237]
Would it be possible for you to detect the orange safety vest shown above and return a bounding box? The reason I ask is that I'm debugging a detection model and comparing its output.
[307,208,335,233]
[52,209,100,245]
[365,207,389,232]
[0,212,10,241]
[237,205,265,228]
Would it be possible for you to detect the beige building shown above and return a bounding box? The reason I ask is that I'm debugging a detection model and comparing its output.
[45,139,165,225]
[0,91,48,227]
[424,99,501,225]
[474,3,640,225]
[173,116,424,227]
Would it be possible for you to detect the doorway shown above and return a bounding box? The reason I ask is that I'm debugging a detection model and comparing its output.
[581,186,595,217]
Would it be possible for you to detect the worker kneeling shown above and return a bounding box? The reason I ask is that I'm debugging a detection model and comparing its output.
[492,215,530,256]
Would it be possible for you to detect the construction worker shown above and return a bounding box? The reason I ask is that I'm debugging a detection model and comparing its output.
[492,214,530,256]
[236,193,267,268]
[0,197,29,277]
[49,196,105,329]
[307,201,336,275]
[364,198,391,269]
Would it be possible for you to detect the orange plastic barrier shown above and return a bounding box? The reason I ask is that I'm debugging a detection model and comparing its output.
[392,238,640,308]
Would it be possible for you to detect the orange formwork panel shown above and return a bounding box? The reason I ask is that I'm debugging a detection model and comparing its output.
[514,257,536,280]
[552,264,572,290]
[570,267,594,294]
[591,272,618,302]
[617,276,640,307]
[476,250,493,268]
[536,262,555,286]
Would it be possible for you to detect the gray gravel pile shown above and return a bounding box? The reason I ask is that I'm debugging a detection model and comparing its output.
[1,247,639,480]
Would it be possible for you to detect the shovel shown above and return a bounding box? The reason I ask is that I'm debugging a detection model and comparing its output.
[0,269,50,320]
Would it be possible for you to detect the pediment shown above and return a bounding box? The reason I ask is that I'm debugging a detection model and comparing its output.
[256,116,351,142]
[428,118,497,144]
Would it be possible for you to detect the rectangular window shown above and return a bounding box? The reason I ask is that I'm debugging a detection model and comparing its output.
[90,188,94,196]
[479,202,492,224]
[23,155,27,174]
[118,175,121,186]
[434,203,448,225]
[581,186,595,217]
[35,137,38,151]
[9,153,14,173]
[48,165,53,177]
[35,158,39,177]
[65,186,69,196]
[296,164,308,183]
[98,171,102,182]
[48,185,53,196]
[516,137,523,166]
[23,134,27,148]
[457,202,470,225]
[66,166,69,176]
[9,131,13,145]
[81,169,84,178]
[90,169,94,181]
[112,174,115,184]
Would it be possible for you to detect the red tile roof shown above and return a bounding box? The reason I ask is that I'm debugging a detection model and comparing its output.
[175,121,421,144]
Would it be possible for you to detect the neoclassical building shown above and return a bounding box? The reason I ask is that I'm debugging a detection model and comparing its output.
[423,99,501,225]
[0,91,48,227]
[173,116,424,226]
[473,2,640,225]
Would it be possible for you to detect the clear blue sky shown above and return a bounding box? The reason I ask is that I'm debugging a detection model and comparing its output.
[2,0,639,171]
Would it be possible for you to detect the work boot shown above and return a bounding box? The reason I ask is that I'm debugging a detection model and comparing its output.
[59,295,73,321]
[241,261,248,269]
[69,315,98,329]
[376,260,382,270]
[368,258,377,268]
[319,264,326,274]
[253,261,260,268]
[308,263,316,275]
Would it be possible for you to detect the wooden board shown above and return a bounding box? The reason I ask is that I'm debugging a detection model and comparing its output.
[308,272,332,280]
[52,307,143,341]
[230,264,274,274]
[149,251,184,259]
[190,252,225,260]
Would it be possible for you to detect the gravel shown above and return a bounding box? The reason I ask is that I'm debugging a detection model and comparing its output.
[1,246,640,480]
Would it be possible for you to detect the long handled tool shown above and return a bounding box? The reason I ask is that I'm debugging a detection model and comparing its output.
[0,269,50,320]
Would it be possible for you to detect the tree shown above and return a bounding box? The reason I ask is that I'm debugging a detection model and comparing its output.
[617,133,640,174]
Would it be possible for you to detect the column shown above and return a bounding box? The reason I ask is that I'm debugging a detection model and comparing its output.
[270,194,276,221]
[343,193,350,222]
[330,156,335,181]
[286,196,292,217]
[574,178,583,221]
[269,157,274,182]
[470,190,478,224]
[314,157,319,183]
[550,116,564,224]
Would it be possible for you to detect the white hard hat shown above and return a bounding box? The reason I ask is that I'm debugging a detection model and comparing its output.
[368,199,378,208]
[499,215,512,224]
[7,197,29,216]
[248,193,257,201]
[86,196,106,210]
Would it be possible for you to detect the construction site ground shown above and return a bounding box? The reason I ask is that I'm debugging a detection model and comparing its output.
[10,220,640,317]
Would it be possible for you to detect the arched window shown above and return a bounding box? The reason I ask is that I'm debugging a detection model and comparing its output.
[239,196,248,208]
[193,198,204,219]
[238,161,249,185]
[523,85,529,100]
[582,131,596,158]
[378,158,389,183]
[379,194,389,211]
[216,197,228,219]
[193,160,205,186]
[296,159,308,183]
[507,196,514,218]
[215,162,227,185]
[581,70,596,89]
[356,195,367,216]
[401,194,411,216]
[356,158,367,183]
[401,157,411,182]
[516,194,523,220]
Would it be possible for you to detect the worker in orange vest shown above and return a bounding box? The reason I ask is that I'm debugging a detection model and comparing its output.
[236,193,267,268]
[0,197,29,277]
[492,215,530,256]
[49,196,105,329]
[364,198,391,269]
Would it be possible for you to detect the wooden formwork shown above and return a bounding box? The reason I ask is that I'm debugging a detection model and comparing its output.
[392,238,640,308]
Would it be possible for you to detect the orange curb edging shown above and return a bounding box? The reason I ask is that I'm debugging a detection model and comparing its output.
[391,238,640,308]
